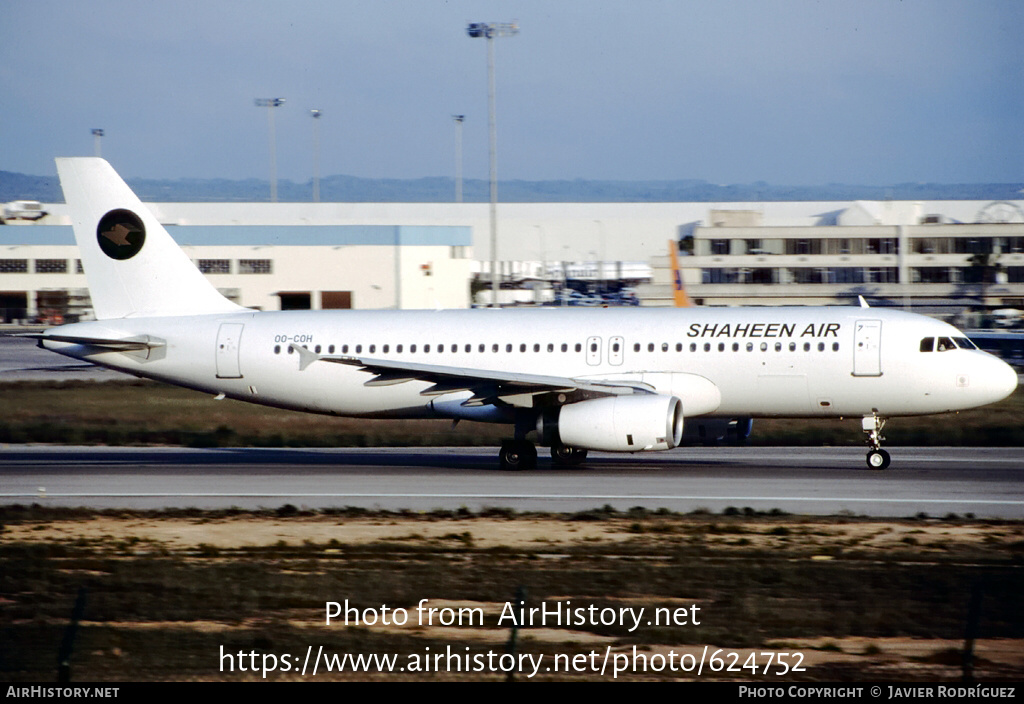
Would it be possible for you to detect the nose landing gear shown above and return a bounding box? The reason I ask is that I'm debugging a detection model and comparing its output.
[862,414,890,470]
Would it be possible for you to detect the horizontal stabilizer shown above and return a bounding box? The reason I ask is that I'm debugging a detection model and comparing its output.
[18,332,165,351]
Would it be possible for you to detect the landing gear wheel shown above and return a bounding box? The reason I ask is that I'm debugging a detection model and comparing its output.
[500,440,537,471]
[866,449,890,470]
[551,444,588,467]
[861,414,891,470]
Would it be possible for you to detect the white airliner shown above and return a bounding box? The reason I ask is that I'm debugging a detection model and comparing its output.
[29,158,1018,470]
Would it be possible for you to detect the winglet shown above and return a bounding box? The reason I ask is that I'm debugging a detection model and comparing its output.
[858,295,870,308]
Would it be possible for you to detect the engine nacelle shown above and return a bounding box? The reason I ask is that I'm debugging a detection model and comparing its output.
[539,394,684,452]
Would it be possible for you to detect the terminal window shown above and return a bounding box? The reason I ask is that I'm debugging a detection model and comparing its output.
[35,259,68,274]
[238,259,273,274]
[199,259,231,274]
[0,259,28,273]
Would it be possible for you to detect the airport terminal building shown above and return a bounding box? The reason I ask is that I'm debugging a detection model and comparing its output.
[1,197,1022,323]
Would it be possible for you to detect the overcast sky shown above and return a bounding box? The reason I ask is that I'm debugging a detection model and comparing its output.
[2,0,1022,185]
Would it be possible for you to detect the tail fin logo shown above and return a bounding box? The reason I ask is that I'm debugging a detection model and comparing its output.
[97,209,146,260]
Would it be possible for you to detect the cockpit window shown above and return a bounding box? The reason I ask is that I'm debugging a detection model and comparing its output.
[953,337,977,350]
[936,337,955,352]
[920,337,934,352]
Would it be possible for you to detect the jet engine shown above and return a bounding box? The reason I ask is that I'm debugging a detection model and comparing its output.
[537,394,683,452]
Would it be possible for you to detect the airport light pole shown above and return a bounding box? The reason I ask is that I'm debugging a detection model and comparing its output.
[310,109,322,203]
[452,115,465,203]
[91,129,104,157]
[467,21,518,307]
[255,98,286,202]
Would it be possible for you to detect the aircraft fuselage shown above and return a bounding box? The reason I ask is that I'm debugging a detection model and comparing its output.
[42,305,1016,422]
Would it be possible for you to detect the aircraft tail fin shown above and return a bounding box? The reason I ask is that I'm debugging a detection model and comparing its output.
[55,157,244,320]
[668,240,694,308]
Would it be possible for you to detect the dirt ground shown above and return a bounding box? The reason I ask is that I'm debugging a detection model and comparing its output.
[6,512,1021,551]
[3,510,1022,681]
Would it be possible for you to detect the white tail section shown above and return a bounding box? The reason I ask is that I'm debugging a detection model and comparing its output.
[56,157,244,319]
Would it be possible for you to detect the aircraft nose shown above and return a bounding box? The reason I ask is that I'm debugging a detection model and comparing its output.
[984,356,1018,404]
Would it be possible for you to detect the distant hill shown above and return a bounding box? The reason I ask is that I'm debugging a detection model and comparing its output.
[1,169,1021,204]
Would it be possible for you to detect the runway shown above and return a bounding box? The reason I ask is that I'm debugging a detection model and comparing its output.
[1,445,1022,518]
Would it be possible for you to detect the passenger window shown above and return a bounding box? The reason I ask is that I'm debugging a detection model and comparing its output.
[774,342,781,352]
[662,343,669,352]
[803,342,810,352]
[612,342,619,352]
[676,343,683,352]
[703,343,711,352]
[732,342,739,352]
[411,344,417,353]
[648,343,655,352]
[520,344,526,352]
[506,344,512,352]
[575,343,582,352]
[368,344,375,353]
[315,345,321,353]
[533,343,540,352]
[274,345,281,354]
[561,343,568,352]
[493,344,499,353]
[590,342,598,352]
[920,337,934,352]
[717,342,725,352]
[342,344,349,353]
[425,344,431,353]
[329,345,335,354]
[634,343,641,352]
[789,342,796,352]
[356,344,363,353]
[832,342,839,352]
[818,342,825,352]
[479,344,485,353]
[397,344,403,353]
[690,343,697,352]
[746,342,753,352]
[760,342,768,351]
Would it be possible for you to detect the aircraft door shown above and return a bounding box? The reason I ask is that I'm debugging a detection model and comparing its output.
[586,336,602,366]
[216,322,244,378]
[852,319,882,377]
[609,336,624,366]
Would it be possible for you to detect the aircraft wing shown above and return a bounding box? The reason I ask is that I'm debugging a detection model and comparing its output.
[288,343,652,407]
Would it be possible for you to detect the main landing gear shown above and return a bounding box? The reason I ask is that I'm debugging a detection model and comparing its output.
[862,414,890,470]
[551,444,588,467]
[499,439,537,471]
[498,440,588,470]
